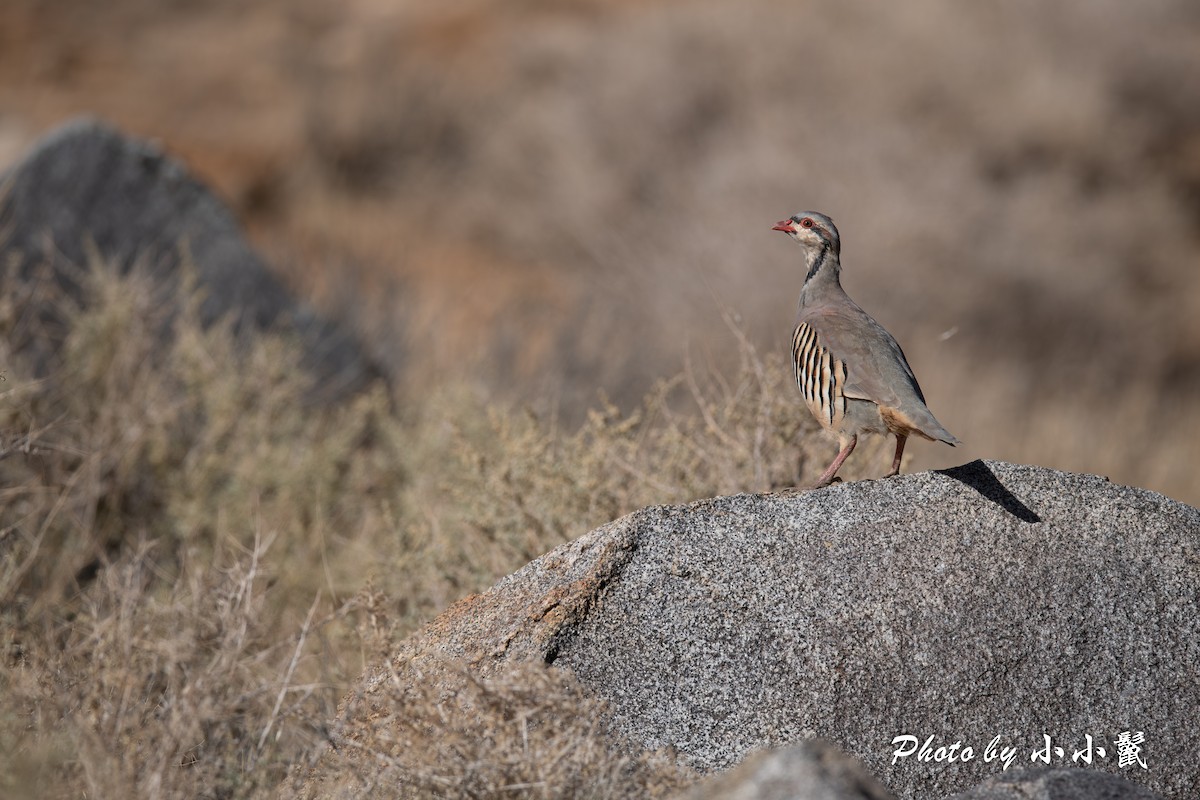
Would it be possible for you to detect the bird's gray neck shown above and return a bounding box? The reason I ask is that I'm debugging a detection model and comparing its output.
[797,246,844,308]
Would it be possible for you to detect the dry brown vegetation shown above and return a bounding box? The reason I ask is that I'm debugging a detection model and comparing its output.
[2,0,1198,501]
[2,1,1199,796]
[287,659,696,799]
[0,263,850,798]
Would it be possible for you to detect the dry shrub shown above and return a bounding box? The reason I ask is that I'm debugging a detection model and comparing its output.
[1,541,410,800]
[289,659,694,800]
[2,534,317,800]
[0,256,406,610]
[5,0,1200,505]
[0,261,406,799]
[0,262,854,798]
[390,313,882,618]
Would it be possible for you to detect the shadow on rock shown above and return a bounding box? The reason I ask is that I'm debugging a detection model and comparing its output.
[936,459,1041,523]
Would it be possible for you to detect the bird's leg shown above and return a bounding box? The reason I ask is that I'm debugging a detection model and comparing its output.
[885,433,908,478]
[812,434,857,489]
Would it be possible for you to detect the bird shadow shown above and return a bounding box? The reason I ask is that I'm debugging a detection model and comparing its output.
[935,460,1041,523]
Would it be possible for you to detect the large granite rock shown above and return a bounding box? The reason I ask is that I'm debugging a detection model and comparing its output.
[334,460,1197,799]
[0,117,379,400]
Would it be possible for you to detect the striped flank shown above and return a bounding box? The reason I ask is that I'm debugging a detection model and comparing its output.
[792,322,846,430]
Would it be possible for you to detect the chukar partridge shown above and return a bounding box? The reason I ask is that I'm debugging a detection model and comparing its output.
[772,211,958,488]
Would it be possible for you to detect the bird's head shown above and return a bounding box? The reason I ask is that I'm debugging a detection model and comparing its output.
[772,211,841,258]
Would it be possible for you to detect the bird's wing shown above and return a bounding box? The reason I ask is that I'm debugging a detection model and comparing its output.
[799,305,959,444]
[800,306,920,405]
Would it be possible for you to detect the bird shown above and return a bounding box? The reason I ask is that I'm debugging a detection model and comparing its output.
[772,211,958,488]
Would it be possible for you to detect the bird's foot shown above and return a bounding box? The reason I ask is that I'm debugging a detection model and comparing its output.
[809,476,843,490]
[768,476,843,495]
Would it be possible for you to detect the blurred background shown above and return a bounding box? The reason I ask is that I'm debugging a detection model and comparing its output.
[2,0,1199,503]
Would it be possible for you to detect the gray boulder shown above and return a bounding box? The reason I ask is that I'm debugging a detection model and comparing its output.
[677,739,897,800]
[0,117,380,400]
[676,744,1165,800]
[942,766,1166,799]
[353,460,1197,799]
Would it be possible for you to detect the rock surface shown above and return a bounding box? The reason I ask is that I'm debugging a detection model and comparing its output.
[341,460,1198,799]
[677,744,1166,800]
[0,117,379,400]
[941,766,1166,799]
[677,739,897,800]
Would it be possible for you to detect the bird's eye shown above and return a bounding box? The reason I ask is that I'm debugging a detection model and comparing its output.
[800,218,814,228]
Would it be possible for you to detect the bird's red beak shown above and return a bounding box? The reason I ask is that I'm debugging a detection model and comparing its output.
[772,219,794,232]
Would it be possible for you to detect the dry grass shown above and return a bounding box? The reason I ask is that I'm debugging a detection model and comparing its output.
[4,534,320,799]
[3,3,1197,795]
[287,659,695,799]
[5,0,1199,503]
[0,262,403,799]
[0,262,852,799]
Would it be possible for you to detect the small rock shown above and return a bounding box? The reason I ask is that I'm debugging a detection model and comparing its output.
[0,117,380,401]
[677,739,896,800]
[942,766,1166,799]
